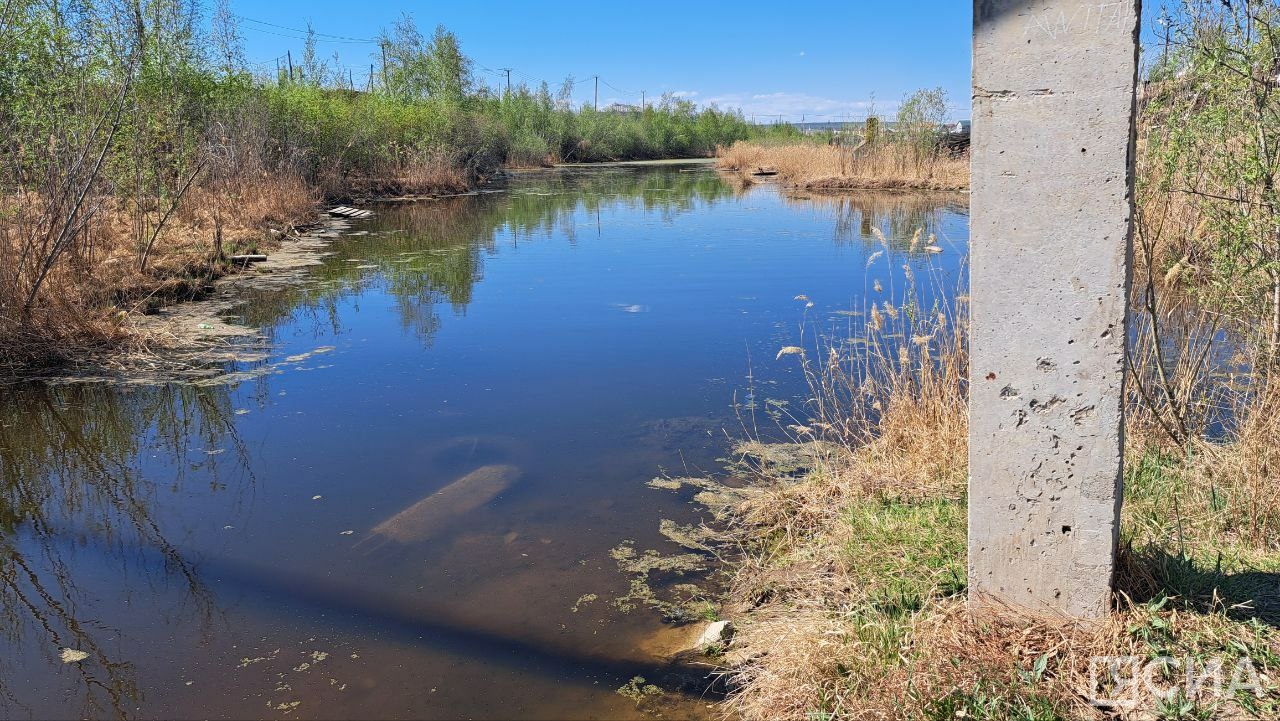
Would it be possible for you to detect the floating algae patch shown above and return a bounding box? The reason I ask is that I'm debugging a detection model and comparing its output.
[190,366,281,387]
[570,593,598,613]
[645,476,723,492]
[658,519,715,552]
[357,464,522,549]
[284,346,335,363]
[610,541,707,577]
[609,540,714,622]
[191,345,337,387]
[646,475,757,519]
[645,478,686,491]
[730,439,839,479]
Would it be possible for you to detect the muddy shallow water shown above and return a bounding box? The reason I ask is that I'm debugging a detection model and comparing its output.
[0,163,968,720]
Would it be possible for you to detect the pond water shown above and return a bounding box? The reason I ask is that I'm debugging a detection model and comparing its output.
[0,163,968,720]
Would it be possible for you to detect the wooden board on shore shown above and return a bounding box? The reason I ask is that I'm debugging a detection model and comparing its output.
[327,206,374,219]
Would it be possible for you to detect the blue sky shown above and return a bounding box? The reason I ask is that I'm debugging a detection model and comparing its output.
[227,1,1166,122]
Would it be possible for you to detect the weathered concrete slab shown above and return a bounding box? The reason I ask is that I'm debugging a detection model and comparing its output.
[969,0,1140,618]
[358,464,523,550]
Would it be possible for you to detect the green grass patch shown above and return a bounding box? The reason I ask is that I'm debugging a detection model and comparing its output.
[843,496,968,612]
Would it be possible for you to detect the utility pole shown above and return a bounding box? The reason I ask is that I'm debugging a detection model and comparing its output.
[1159,7,1172,69]
[969,0,1140,620]
[349,68,354,89]
[641,90,645,110]
[381,42,389,93]
[499,68,512,96]
[368,64,374,91]
[593,75,598,110]
[286,50,293,83]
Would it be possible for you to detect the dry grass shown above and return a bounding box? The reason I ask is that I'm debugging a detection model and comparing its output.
[716,140,970,192]
[0,133,480,373]
[719,384,1280,720]
[0,173,315,371]
[1125,376,1280,561]
[712,267,1280,719]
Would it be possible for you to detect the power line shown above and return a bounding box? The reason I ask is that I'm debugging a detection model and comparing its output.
[234,15,379,44]
[237,24,378,45]
[600,78,638,97]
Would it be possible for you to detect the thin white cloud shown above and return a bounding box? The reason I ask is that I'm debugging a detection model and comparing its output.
[672,90,698,98]
[703,91,896,121]
[797,50,806,57]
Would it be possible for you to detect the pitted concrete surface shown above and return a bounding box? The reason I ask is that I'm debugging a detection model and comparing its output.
[968,0,1140,618]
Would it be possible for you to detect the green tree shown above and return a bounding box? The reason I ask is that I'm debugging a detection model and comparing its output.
[1147,0,1280,360]
[425,24,472,103]
[379,16,472,103]
[895,87,947,161]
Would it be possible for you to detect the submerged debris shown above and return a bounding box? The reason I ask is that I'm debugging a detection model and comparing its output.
[357,464,522,550]
[696,620,733,649]
[59,648,89,664]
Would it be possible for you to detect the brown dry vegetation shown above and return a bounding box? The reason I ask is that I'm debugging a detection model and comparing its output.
[0,174,317,371]
[712,304,1280,719]
[716,140,970,192]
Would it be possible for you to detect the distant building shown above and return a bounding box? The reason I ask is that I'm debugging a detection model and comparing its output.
[603,102,640,113]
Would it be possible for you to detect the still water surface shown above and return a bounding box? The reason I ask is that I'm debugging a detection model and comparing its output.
[0,163,968,719]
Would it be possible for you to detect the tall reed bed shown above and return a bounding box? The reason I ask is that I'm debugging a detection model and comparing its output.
[716,140,970,191]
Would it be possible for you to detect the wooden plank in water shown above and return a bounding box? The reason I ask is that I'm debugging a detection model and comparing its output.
[327,206,374,219]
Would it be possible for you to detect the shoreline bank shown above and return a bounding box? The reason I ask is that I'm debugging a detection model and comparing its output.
[2,158,727,382]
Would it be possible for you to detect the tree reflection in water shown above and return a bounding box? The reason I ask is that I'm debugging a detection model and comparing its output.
[235,164,741,349]
[0,382,248,719]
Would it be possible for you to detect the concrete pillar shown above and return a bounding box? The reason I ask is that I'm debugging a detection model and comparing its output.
[968,0,1140,619]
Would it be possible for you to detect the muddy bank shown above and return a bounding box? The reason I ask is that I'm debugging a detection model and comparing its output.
[18,215,359,386]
